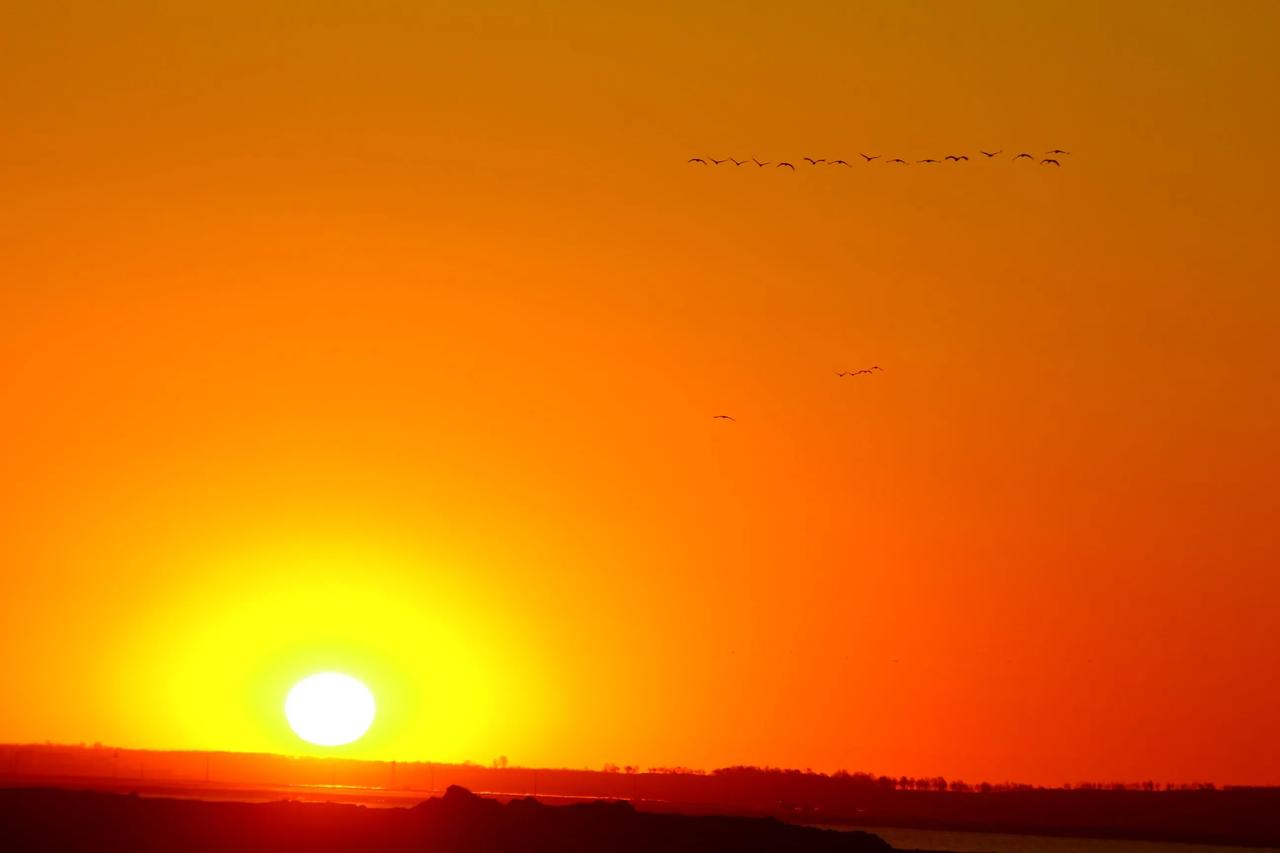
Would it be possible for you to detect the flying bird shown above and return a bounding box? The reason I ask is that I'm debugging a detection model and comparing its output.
[886,158,908,164]
[917,159,940,164]
[1015,153,1034,160]
[837,366,883,377]
[687,158,707,164]
[829,159,850,166]
[710,157,730,165]
[752,158,771,167]
[777,161,795,170]
[803,157,826,165]
[1046,149,1071,155]
[945,154,969,161]
[859,153,880,162]
[729,157,748,166]
[980,150,1002,157]
[1041,158,1061,166]
[712,415,737,422]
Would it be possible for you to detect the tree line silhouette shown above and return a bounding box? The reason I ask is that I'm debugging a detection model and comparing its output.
[602,763,1226,793]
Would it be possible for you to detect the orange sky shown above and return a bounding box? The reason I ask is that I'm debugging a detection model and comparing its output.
[1,1,1277,785]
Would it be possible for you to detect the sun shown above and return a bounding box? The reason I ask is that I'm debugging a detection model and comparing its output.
[285,673,376,746]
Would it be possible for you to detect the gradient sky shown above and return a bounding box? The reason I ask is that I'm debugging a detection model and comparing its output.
[2,1,1278,786]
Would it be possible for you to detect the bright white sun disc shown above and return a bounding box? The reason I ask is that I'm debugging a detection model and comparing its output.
[285,673,376,746]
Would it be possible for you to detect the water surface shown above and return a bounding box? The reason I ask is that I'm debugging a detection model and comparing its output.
[828,826,1278,853]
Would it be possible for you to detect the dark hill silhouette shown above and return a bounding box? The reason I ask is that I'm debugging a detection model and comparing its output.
[0,785,896,853]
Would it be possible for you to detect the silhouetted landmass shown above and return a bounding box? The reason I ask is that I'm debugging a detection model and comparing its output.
[0,785,895,853]
[3,745,1279,847]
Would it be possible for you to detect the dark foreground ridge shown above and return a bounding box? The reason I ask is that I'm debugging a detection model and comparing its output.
[0,784,896,853]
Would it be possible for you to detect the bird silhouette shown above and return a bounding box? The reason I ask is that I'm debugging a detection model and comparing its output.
[860,153,880,162]
[687,158,707,164]
[945,154,969,161]
[752,158,771,167]
[729,157,748,166]
[1046,149,1070,155]
[980,150,1002,157]
[712,415,737,422]
[803,157,826,165]
[1015,153,1034,160]
[838,366,882,377]
[777,161,795,170]
[710,157,730,165]
[886,158,908,164]
[829,159,850,166]
[1041,158,1061,166]
[917,159,940,164]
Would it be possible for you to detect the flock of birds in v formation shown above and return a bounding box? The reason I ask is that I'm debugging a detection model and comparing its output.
[712,367,881,422]
[689,150,1072,168]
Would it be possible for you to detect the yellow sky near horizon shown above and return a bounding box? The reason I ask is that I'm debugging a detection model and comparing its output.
[1,0,1278,785]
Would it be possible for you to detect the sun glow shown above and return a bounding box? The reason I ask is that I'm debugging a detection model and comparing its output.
[116,535,554,763]
[285,672,376,746]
